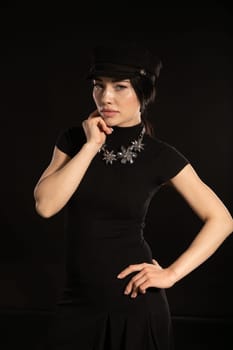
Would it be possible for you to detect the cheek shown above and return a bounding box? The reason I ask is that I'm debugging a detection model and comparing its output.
[126,96,140,111]
[125,90,140,107]
[92,92,99,104]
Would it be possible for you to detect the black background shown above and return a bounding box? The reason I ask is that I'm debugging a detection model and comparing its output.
[0,4,233,348]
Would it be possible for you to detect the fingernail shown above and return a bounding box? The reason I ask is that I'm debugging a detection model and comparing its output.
[124,290,129,295]
[117,274,122,278]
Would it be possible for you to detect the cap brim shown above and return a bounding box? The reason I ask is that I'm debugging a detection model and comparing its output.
[86,62,144,80]
[87,69,136,80]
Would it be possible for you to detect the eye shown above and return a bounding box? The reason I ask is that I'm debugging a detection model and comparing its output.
[115,84,127,91]
[93,82,103,89]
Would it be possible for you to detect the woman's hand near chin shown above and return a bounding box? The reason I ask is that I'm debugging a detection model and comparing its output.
[82,109,113,147]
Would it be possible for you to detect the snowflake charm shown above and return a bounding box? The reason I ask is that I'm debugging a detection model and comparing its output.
[131,139,145,152]
[102,149,117,164]
[117,146,138,164]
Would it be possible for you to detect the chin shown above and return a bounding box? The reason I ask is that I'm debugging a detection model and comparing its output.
[104,118,119,127]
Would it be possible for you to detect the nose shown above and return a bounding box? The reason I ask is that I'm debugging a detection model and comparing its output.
[101,87,114,103]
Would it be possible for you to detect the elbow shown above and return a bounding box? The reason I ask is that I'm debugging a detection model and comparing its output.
[34,188,57,218]
[34,201,57,219]
[222,211,233,233]
[218,214,233,237]
[227,217,233,235]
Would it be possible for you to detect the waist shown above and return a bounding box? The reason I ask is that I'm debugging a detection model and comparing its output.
[67,219,146,239]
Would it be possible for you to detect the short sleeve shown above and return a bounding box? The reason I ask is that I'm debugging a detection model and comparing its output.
[156,141,190,184]
[55,126,86,158]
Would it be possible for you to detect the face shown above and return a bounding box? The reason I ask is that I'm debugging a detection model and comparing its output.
[92,77,141,127]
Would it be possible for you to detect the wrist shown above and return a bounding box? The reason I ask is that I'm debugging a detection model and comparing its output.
[166,266,179,286]
[83,141,102,153]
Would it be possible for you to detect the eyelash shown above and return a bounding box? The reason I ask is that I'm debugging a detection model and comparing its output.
[116,85,127,90]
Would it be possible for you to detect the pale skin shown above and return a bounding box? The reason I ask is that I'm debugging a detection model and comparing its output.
[34,77,233,298]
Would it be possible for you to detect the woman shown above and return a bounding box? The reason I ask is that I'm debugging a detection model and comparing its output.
[34,44,233,349]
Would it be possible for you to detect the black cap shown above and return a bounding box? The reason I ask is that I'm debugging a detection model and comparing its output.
[87,44,162,80]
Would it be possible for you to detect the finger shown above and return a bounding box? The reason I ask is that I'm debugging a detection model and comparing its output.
[87,115,113,135]
[131,279,147,298]
[138,280,153,292]
[124,274,147,295]
[97,119,113,134]
[152,259,162,269]
[117,263,147,279]
[130,277,148,298]
[131,291,138,298]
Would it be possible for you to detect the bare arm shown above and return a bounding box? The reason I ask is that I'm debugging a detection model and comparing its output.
[34,111,112,218]
[34,143,100,218]
[165,164,233,282]
[117,164,233,297]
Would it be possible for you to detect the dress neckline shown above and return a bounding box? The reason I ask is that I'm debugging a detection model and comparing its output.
[104,121,145,150]
[112,122,143,132]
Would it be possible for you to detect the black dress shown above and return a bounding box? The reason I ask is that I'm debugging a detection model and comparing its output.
[46,122,189,350]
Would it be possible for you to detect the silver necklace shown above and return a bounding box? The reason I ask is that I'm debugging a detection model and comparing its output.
[99,126,146,165]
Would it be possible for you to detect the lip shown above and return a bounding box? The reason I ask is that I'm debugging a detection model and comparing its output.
[101,109,119,117]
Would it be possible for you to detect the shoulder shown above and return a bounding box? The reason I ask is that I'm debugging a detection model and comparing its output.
[56,124,86,157]
[145,134,190,184]
[57,124,86,142]
[145,134,186,157]
[60,124,85,140]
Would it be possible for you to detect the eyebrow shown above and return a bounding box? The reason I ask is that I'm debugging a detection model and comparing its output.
[94,78,130,83]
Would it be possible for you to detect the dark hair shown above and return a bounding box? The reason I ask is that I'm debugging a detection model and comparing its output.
[129,67,161,136]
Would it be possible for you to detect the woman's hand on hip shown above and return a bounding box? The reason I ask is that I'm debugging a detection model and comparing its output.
[82,109,113,147]
[117,259,176,298]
